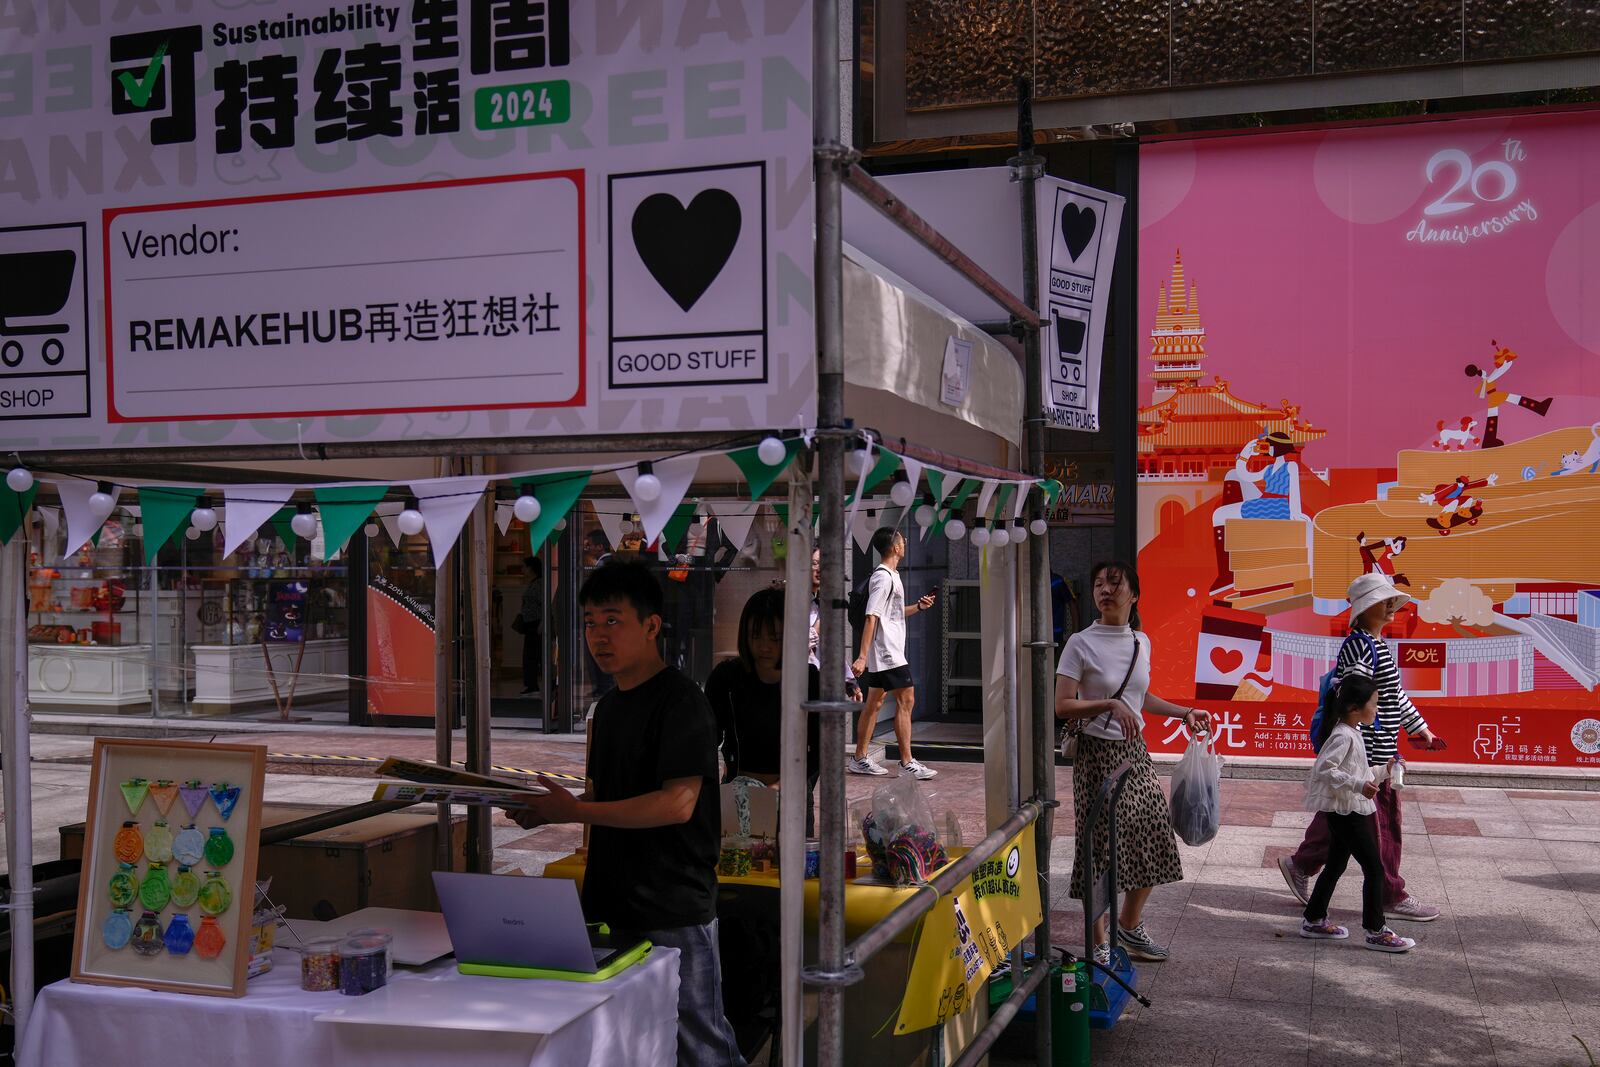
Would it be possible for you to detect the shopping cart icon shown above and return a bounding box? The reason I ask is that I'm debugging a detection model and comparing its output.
[0,248,76,368]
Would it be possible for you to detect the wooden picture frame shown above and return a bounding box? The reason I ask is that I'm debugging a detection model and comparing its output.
[70,738,267,997]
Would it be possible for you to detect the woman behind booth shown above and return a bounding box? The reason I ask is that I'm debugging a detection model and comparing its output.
[1055,560,1212,969]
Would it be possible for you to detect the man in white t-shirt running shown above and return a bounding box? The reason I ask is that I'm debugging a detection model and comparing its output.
[849,528,938,780]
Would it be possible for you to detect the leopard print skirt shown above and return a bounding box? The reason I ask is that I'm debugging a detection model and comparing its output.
[1069,729,1184,900]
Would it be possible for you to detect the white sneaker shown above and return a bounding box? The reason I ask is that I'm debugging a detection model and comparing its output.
[901,759,938,780]
[847,756,889,776]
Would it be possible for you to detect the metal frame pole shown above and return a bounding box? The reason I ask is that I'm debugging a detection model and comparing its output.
[778,468,813,1067]
[2,532,33,1045]
[1013,76,1058,1062]
[435,465,457,871]
[466,460,493,872]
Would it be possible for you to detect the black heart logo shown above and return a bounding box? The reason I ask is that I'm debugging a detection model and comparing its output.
[1055,314,1087,355]
[631,189,742,313]
[1061,203,1097,261]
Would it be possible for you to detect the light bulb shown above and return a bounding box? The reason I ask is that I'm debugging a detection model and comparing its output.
[914,504,935,527]
[184,526,202,541]
[944,518,966,541]
[1010,521,1028,543]
[6,467,32,493]
[633,462,661,503]
[398,499,425,536]
[363,523,379,538]
[190,498,218,531]
[513,494,541,523]
[889,477,915,508]
[970,524,990,547]
[88,482,116,519]
[290,508,317,539]
[1030,517,1049,536]
[619,519,635,534]
[554,518,567,530]
[991,527,1011,548]
[756,436,787,467]
[849,446,871,476]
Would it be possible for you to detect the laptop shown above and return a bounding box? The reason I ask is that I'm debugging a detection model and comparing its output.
[432,871,650,982]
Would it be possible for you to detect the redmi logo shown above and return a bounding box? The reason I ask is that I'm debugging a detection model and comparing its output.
[501,917,526,926]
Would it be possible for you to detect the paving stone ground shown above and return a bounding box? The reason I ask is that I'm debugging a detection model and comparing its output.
[7,727,1599,1066]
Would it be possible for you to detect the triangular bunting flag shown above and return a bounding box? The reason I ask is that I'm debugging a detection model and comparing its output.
[930,478,979,539]
[593,505,627,551]
[0,481,37,545]
[269,507,298,548]
[728,439,803,501]
[494,502,514,536]
[1037,479,1063,507]
[39,505,58,549]
[314,485,389,556]
[519,470,591,553]
[617,457,698,547]
[411,477,488,569]
[851,505,880,554]
[60,479,119,556]
[706,500,760,557]
[861,447,900,496]
[138,486,203,564]
[901,457,924,504]
[223,485,296,560]
[991,484,1015,521]
[1011,482,1029,520]
[660,502,699,556]
[975,479,999,521]
[927,469,955,508]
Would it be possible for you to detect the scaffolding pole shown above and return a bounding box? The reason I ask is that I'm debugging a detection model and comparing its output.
[777,467,813,1067]
[1,533,33,1048]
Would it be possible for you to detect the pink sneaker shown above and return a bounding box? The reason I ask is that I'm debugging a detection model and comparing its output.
[1278,856,1310,905]
[1386,896,1440,922]
[1299,919,1348,940]
[1364,927,1416,953]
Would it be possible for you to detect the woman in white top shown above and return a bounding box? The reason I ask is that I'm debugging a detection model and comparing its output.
[1055,561,1212,968]
[1301,674,1415,952]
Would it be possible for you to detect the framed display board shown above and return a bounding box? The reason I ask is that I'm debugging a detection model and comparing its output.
[71,738,267,997]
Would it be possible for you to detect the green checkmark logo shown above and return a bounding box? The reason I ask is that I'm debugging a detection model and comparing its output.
[116,41,168,109]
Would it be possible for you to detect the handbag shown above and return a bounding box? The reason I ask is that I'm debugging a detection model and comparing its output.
[1058,634,1141,761]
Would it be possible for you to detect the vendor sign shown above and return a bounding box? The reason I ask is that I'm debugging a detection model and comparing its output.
[0,1,814,449]
[895,831,1040,1034]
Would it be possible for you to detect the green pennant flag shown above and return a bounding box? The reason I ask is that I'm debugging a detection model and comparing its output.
[861,448,899,495]
[729,439,802,501]
[138,486,204,564]
[991,484,1015,522]
[1037,479,1063,507]
[924,469,945,506]
[660,502,699,556]
[314,485,390,555]
[0,482,37,545]
[269,507,298,549]
[930,478,979,540]
[773,498,819,532]
[519,470,591,553]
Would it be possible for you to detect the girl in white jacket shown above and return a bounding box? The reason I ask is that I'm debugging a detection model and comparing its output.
[1301,675,1416,953]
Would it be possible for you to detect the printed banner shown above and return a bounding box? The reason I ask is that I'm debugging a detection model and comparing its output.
[1137,111,1600,768]
[896,831,1041,1034]
[365,574,435,719]
[1038,180,1123,433]
[0,1,814,449]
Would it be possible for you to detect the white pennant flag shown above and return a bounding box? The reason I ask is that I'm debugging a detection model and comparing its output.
[975,479,999,522]
[593,506,627,551]
[59,479,119,557]
[1012,481,1030,520]
[852,505,881,554]
[616,456,698,546]
[844,433,876,536]
[375,500,404,546]
[930,468,959,508]
[494,502,514,536]
[223,485,296,561]
[707,500,761,557]
[901,457,925,503]
[412,476,489,569]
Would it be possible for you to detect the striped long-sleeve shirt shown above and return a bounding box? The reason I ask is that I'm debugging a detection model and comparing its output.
[1337,629,1429,766]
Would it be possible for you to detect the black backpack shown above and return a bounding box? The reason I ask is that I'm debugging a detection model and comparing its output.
[845,566,889,653]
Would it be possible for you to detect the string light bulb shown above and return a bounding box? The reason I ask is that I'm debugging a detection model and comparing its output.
[633,461,661,502]
[290,503,317,539]
[88,481,116,519]
[991,525,1011,548]
[1030,516,1049,537]
[363,523,379,538]
[190,496,218,532]
[1010,518,1028,543]
[513,493,541,524]
[848,442,872,476]
[914,503,936,527]
[5,467,32,493]
[943,517,967,541]
[889,470,915,508]
[756,435,787,467]
[397,497,425,536]
[969,519,990,547]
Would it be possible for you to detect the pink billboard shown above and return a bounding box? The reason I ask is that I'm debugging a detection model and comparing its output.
[1135,110,1600,768]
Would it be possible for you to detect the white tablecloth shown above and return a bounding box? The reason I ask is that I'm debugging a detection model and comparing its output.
[18,946,679,1067]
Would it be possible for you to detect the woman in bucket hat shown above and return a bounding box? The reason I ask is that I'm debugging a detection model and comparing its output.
[1278,572,1444,923]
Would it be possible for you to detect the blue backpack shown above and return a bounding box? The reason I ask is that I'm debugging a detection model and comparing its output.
[1309,632,1380,753]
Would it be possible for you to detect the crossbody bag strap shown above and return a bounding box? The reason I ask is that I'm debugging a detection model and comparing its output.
[1068,634,1142,737]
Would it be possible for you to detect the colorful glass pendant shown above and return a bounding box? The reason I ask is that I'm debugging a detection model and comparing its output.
[194,915,227,959]
[173,824,205,867]
[132,911,165,956]
[108,863,138,908]
[148,779,178,817]
[113,821,144,865]
[119,777,149,816]
[140,861,172,911]
[171,866,200,908]
[198,871,232,917]
[203,827,234,868]
[208,782,241,821]
[102,907,133,950]
[144,820,175,864]
[164,913,195,956]
[178,779,209,819]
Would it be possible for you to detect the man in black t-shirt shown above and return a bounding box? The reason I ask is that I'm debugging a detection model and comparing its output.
[512,561,744,1067]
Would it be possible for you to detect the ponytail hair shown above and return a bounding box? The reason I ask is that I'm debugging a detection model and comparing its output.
[1314,674,1378,752]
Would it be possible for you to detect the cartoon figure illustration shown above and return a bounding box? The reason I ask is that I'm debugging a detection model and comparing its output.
[1432,417,1479,451]
[1355,531,1410,586]
[1419,473,1498,535]
[1550,422,1600,476]
[1465,340,1552,448]
[1210,431,1305,596]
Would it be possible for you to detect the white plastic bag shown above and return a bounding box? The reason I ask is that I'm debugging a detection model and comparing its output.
[1168,735,1223,846]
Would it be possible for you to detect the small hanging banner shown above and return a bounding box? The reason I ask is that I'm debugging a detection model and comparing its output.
[223,485,296,560]
[617,456,698,547]
[60,479,119,556]
[520,470,591,553]
[659,502,700,556]
[0,482,38,545]
[138,486,204,564]
[314,485,390,556]
[410,477,488,569]
[729,439,802,501]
